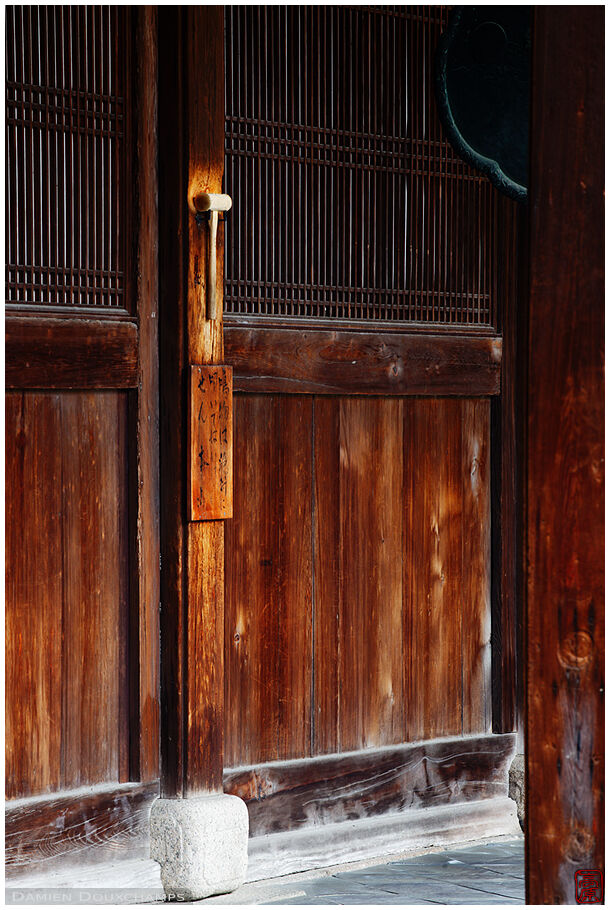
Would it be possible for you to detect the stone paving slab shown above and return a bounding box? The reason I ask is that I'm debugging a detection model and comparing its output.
[262,838,525,905]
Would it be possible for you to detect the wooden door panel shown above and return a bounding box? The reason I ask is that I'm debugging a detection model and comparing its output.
[6,391,129,798]
[5,7,159,809]
[224,395,313,766]
[224,394,492,767]
[336,398,405,751]
[6,393,63,798]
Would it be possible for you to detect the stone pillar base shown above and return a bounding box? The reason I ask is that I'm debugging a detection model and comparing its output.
[150,794,249,901]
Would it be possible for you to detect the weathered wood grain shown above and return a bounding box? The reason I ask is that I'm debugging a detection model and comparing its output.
[5,782,159,877]
[158,6,227,795]
[312,398,341,755]
[225,395,313,766]
[526,7,604,903]
[224,732,516,837]
[225,395,493,766]
[5,392,129,798]
[60,393,128,788]
[405,400,463,741]
[157,4,187,798]
[246,796,519,881]
[128,5,160,785]
[276,397,314,759]
[5,317,138,389]
[225,327,502,396]
[187,366,233,521]
[490,197,525,736]
[5,393,63,799]
[338,398,405,750]
[462,399,492,733]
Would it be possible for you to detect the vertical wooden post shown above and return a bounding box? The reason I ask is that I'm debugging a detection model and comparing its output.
[157,5,226,799]
[128,5,160,786]
[526,7,604,903]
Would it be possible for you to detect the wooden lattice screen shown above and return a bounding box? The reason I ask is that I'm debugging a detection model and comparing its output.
[224,6,515,329]
[5,7,130,314]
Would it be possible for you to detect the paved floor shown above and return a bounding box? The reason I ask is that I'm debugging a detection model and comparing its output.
[5,837,525,905]
[209,838,525,905]
[263,840,525,905]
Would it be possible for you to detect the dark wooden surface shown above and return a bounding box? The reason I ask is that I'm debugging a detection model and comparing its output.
[6,392,129,798]
[491,198,527,735]
[224,394,492,766]
[526,7,604,904]
[158,6,227,797]
[128,6,160,785]
[157,4,187,800]
[5,317,138,389]
[224,327,502,396]
[223,733,515,837]
[5,782,159,877]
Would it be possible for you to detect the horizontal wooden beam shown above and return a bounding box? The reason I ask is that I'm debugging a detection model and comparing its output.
[5,317,139,389]
[247,798,519,881]
[5,781,159,878]
[224,326,502,396]
[224,732,516,837]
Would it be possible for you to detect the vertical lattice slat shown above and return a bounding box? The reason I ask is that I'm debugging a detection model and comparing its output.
[5,6,129,313]
[224,6,515,329]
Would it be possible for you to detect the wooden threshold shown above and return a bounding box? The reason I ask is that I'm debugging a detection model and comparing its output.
[224,732,516,838]
[246,797,520,881]
[224,326,502,396]
[5,781,159,879]
[5,317,139,389]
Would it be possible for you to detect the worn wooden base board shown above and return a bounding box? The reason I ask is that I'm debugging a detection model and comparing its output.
[245,797,521,882]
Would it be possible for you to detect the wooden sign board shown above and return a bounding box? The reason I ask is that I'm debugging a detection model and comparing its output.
[188,365,233,520]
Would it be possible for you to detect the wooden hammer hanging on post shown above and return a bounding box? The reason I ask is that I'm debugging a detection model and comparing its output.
[191,192,232,320]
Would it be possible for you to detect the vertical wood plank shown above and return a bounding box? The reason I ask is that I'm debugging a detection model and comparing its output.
[61,393,127,788]
[157,5,186,798]
[276,396,313,760]
[225,395,313,766]
[462,399,491,733]
[526,7,604,902]
[312,397,340,755]
[491,196,524,736]
[129,5,160,784]
[5,393,63,799]
[225,395,279,766]
[405,400,463,741]
[338,398,404,751]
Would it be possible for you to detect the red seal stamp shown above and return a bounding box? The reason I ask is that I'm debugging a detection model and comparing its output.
[575,869,603,904]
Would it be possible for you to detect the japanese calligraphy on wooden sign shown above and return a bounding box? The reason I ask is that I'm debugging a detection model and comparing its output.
[188,365,233,520]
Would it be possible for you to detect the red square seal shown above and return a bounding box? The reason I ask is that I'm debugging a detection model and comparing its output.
[575,869,603,904]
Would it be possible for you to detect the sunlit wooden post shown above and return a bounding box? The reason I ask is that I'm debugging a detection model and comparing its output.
[152,6,248,900]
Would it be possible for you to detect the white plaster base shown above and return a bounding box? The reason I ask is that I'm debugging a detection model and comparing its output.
[150,795,248,901]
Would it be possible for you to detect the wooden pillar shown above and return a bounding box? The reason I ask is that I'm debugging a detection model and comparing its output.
[526,7,604,903]
[158,6,226,799]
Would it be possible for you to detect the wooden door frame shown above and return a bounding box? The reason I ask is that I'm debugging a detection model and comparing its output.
[154,0,519,808]
[5,6,160,877]
[154,5,606,899]
[157,5,227,798]
[525,7,604,902]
